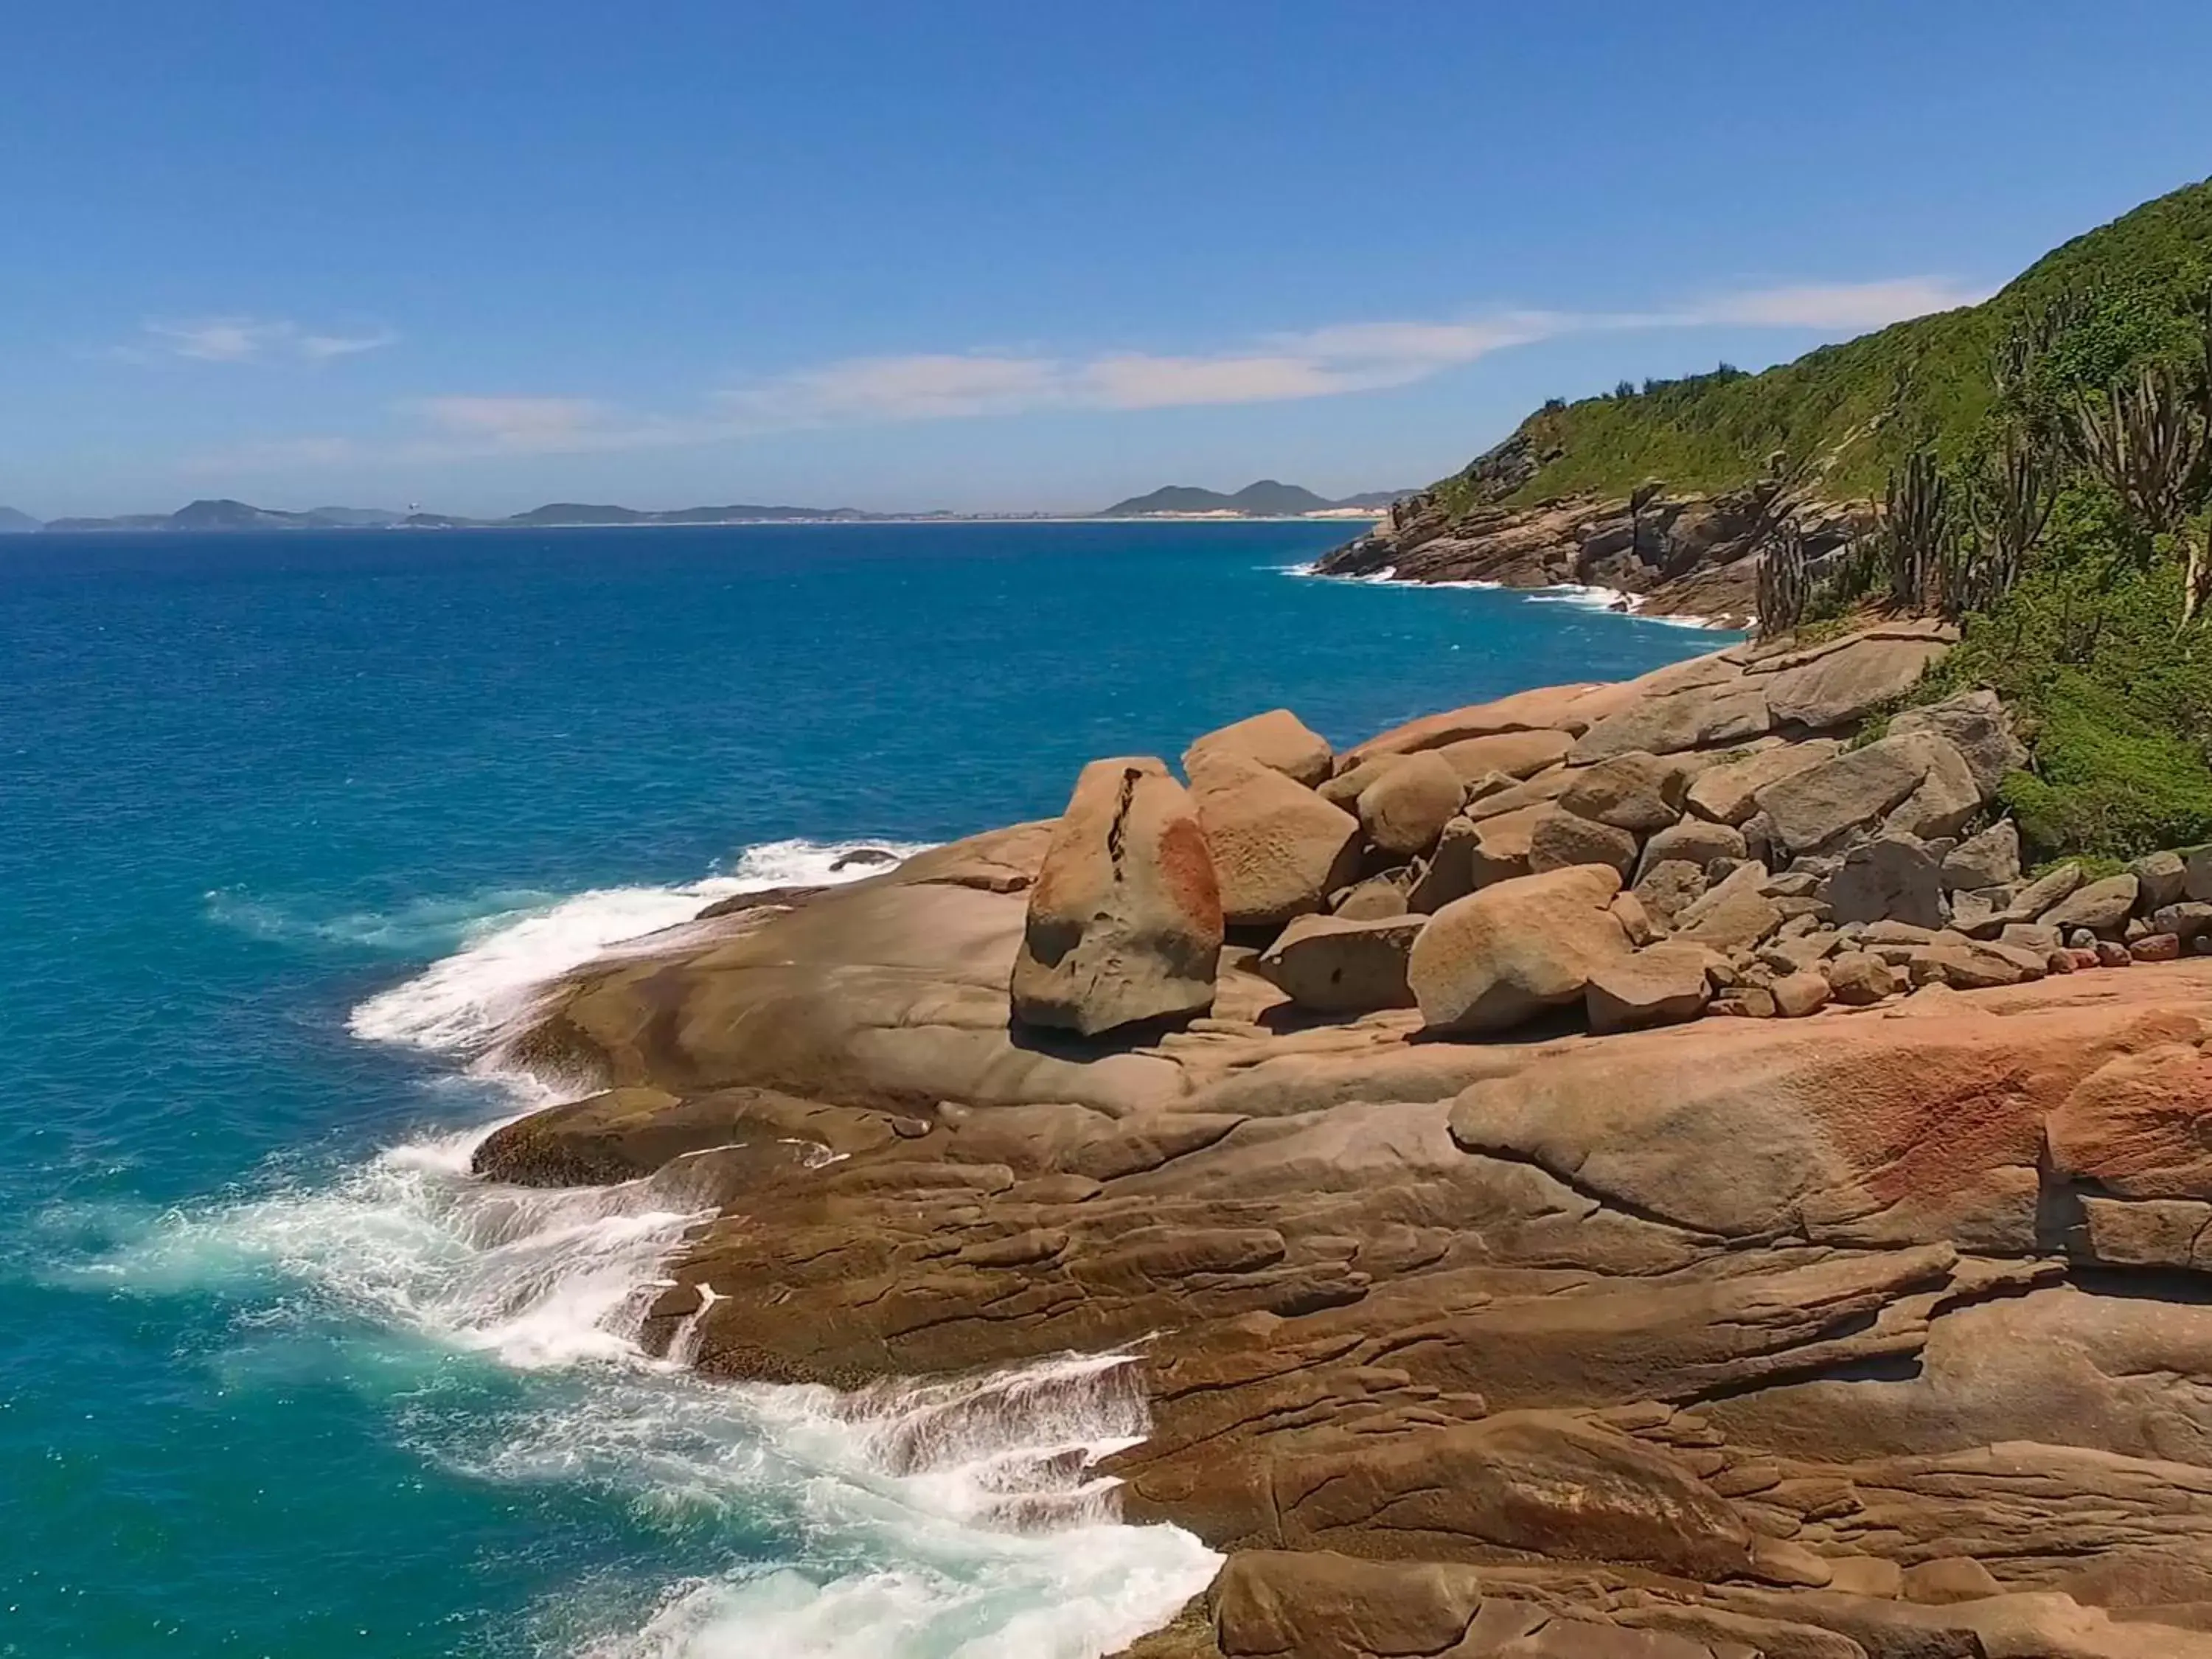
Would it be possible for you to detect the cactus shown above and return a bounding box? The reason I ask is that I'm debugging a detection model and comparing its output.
[1884,448,1952,612]
[1757,520,1809,636]
[1955,425,2054,617]
[2069,358,2212,620]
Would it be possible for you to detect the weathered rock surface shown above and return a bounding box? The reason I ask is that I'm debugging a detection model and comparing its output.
[1011,757,1223,1034]
[1257,914,1423,1013]
[1189,749,1364,927]
[1353,750,1464,858]
[481,641,2212,1659]
[1408,864,1632,1034]
[1184,707,1335,789]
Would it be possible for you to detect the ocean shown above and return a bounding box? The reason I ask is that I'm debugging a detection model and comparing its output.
[0,522,1723,1658]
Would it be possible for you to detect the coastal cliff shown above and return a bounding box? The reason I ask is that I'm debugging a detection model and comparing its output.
[476,622,2212,1659]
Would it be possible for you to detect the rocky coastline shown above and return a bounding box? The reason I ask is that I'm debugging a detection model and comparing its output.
[483,622,2212,1658]
[1313,476,1870,630]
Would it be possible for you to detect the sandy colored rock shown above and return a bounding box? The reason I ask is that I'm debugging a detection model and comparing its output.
[1341,680,1623,768]
[1330,872,1411,919]
[1890,687,2028,798]
[1183,707,1333,788]
[1943,819,2021,891]
[1827,834,1944,930]
[1633,858,1710,928]
[1635,818,1748,883]
[1902,1557,2004,1605]
[1436,728,1576,784]
[1686,739,1842,826]
[1256,913,1423,1013]
[1758,732,1978,858]
[1771,968,1833,1018]
[1527,804,1640,879]
[1559,750,1688,832]
[1823,950,1900,1005]
[1409,863,1631,1033]
[1012,757,1223,1034]
[1466,802,1549,888]
[1354,750,1464,858]
[1316,751,1409,810]
[1188,748,1364,927]
[1587,942,1717,1033]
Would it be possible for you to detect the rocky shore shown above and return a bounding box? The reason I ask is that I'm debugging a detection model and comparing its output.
[484,622,2212,1658]
[1312,476,1868,628]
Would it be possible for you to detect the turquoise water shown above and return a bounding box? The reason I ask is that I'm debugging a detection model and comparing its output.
[0,523,1721,1658]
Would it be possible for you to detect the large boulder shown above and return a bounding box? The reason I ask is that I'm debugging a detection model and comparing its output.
[1010,757,1223,1034]
[1943,819,2022,892]
[1183,708,1332,788]
[1635,818,1749,883]
[1408,864,1632,1033]
[1674,862,1784,953]
[1256,914,1424,1012]
[1465,802,1549,888]
[1757,731,1980,857]
[1340,681,1624,767]
[1354,751,1464,857]
[1188,749,1363,928]
[1558,751,1688,832]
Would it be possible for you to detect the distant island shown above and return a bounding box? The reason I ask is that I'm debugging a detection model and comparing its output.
[1,482,1407,535]
[1095,479,1410,518]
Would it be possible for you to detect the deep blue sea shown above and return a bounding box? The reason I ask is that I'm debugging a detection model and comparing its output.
[0,522,1722,1658]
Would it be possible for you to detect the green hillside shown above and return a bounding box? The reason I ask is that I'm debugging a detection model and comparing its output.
[1433,176,2212,517]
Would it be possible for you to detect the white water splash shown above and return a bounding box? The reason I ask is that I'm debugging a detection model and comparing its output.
[125,835,1218,1656]
[347,837,931,1055]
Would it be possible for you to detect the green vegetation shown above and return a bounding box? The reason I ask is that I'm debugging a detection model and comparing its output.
[1419,179,2212,865]
[1429,177,2212,518]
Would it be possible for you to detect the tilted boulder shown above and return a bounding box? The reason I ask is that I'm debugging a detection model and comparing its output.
[1465,802,1548,888]
[1942,818,2021,892]
[1761,626,1951,731]
[2132,848,2188,913]
[1632,858,1709,928]
[1757,731,1980,857]
[1684,739,1842,825]
[1635,818,1749,883]
[1256,913,1424,1012]
[1674,862,1784,953]
[1436,728,1575,783]
[1187,748,1363,928]
[1010,757,1222,1034]
[1890,687,2028,799]
[1182,706,1333,788]
[1408,864,1632,1033]
[1340,680,1622,767]
[1354,750,1464,858]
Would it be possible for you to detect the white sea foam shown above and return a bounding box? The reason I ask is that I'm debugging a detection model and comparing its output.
[1284,561,1733,625]
[347,837,932,1056]
[114,834,1217,1657]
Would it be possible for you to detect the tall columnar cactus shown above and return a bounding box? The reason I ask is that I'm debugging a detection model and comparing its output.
[1884,448,1952,612]
[1756,521,1809,636]
[2069,358,2212,619]
[1955,426,2055,617]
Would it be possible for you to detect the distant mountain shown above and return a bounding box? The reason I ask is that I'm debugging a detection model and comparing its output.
[1096,479,1409,517]
[34,498,874,532]
[0,507,41,533]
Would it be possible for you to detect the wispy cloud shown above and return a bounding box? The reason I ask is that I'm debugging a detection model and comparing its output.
[191,274,1990,471]
[124,316,399,365]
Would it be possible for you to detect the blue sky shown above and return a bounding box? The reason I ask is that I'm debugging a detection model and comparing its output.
[6,1,2212,518]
